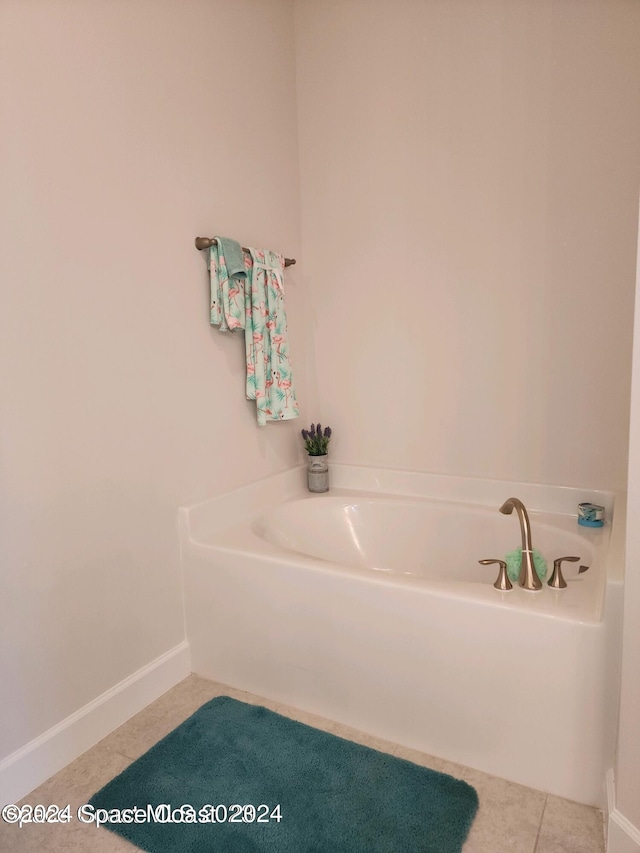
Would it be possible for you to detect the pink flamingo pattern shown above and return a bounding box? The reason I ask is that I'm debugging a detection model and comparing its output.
[209,242,298,425]
[209,245,245,331]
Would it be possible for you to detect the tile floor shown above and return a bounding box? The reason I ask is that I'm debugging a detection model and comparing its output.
[1,675,606,852]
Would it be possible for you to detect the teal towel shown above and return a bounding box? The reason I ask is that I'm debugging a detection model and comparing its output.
[216,235,246,280]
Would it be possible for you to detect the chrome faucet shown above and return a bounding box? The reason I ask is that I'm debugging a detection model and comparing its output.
[499,497,542,591]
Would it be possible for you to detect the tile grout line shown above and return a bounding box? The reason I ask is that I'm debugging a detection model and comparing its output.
[532,794,548,853]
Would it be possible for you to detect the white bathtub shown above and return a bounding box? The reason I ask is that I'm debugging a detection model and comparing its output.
[180,465,624,806]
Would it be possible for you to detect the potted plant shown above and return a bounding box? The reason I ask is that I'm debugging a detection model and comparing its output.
[301,423,332,492]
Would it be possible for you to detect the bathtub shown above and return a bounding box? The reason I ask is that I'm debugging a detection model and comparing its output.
[180,464,624,806]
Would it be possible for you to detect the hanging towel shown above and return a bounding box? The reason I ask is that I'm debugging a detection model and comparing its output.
[216,236,246,282]
[209,241,299,425]
[245,248,299,426]
[209,240,246,332]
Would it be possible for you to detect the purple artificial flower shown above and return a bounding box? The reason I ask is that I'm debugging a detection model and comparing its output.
[301,429,309,440]
[316,424,322,436]
[310,424,316,437]
[324,426,332,438]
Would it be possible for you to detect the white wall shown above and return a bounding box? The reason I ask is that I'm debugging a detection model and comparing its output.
[295,0,640,491]
[0,0,308,762]
[615,203,640,838]
[3,0,640,817]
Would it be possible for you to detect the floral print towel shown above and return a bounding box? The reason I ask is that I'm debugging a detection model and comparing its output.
[209,244,299,425]
[209,242,245,332]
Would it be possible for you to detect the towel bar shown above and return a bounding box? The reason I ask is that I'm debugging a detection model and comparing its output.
[195,237,296,267]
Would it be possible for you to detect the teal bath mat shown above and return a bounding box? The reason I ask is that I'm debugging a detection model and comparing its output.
[90,696,478,853]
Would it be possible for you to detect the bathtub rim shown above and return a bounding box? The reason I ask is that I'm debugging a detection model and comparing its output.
[180,462,619,532]
[179,465,621,627]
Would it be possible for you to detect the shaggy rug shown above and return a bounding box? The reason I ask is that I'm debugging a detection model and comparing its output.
[89,696,478,852]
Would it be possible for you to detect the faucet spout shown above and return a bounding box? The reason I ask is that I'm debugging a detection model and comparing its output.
[499,497,542,591]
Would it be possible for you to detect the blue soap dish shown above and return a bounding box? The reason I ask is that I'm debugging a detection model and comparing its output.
[578,502,604,528]
[578,517,604,528]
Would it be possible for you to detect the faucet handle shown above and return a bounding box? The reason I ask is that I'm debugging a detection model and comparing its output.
[479,559,512,591]
[548,556,580,589]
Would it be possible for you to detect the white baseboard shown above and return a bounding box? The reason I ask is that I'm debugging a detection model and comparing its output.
[607,769,640,853]
[0,640,191,806]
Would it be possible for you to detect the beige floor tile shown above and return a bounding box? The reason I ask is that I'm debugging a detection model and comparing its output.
[275,706,548,853]
[460,769,545,853]
[273,700,344,732]
[326,721,404,755]
[0,825,128,853]
[0,676,224,853]
[392,748,546,853]
[22,744,131,806]
[272,710,545,852]
[2,675,599,853]
[392,741,457,773]
[0,744,135,852]
[95,674,228,760]
[274,702,400,754]
[414,759,546,853]
[218,683,282,711]
[535,795,605,853]
[0,818,140,853]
